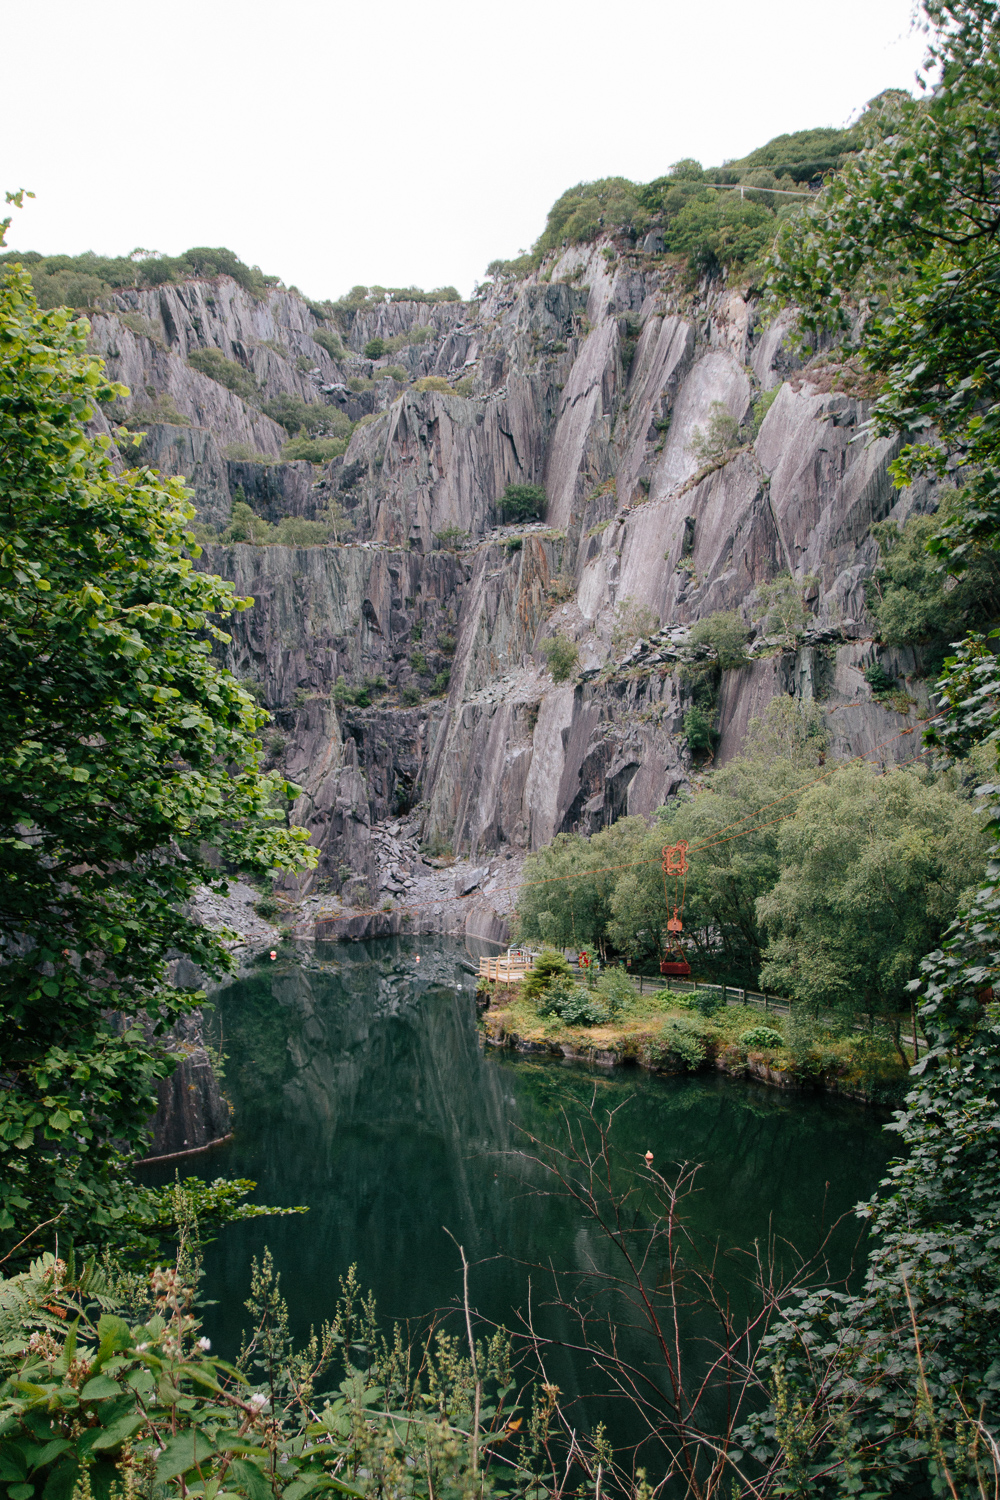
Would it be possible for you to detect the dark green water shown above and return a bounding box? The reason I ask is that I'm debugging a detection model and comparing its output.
[145,937,894,1446]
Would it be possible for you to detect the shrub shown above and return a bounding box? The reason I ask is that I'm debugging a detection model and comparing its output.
[499,483,547,522]
[401,684,422,705]
[612,596,660,653]
[755,572,815,646]
[410,650,428,675]
[380,364,408,382]
[595,966,635,1016]
[221,501,273,543]
[187,346,260,404]
[453,375,475,397]
[333,676,370,708]
[347,376,372,393]
[864,661,897,697]
[414,375,453,393]
[263,393,352,439]
[364,337,386,358]
[752,386,780,436]
[384,325,433,353]
[688,401,741,465]
[281,433,349,463]
[689,611,750,669]
[434,526,469,551]
[432,670,451,695]
[274,508,352,544]
[693,987,724,1017]
[539,981,608,1026]
[222,442,277,463]
[437,633,457,654]
[522,948,574,1001]
[120,392,186,429]
[314,328,344,359]
[683,705,715,753]
[740,1024,785,1050]
[506,536,523,552]
[658,1015,708,1070]
[255,895,281,920]
[540,634,579,682]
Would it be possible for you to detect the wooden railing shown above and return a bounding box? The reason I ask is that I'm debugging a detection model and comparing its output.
[478,955,533,984]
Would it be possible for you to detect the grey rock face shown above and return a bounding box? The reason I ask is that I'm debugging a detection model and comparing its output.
[90,249,938,890]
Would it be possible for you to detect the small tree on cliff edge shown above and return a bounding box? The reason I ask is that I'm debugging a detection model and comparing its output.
[0,213,315,1265]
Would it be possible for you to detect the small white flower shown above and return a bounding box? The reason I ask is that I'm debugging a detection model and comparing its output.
[249,1393,268,1411]
[196,1337,211,1352]
[136,1342,150,1352]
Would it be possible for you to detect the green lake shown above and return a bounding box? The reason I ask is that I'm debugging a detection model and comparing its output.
[147,936,896,1448]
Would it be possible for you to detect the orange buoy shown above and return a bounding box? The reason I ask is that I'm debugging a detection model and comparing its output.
[269,950,277,961]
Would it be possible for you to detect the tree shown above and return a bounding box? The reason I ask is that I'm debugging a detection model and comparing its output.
[539,633,578,681]
[757,761,986,1041]
[498,483,546,522]
[768,2,1000,563]
[688,609,750,669]
[0,254,314,1263]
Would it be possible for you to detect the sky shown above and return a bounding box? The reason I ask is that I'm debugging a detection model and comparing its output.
[4,0,928,301]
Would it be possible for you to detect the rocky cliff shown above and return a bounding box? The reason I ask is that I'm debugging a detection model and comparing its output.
[90,237,938,930]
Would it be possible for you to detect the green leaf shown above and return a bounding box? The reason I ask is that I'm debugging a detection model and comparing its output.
[79,1375,122,1401]
[155,1429,216,1481]
[228,1457,272,1500]
[90,1415,146,1452]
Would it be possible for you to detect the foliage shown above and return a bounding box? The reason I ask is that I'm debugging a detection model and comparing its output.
[0,263,313,1261]
[520,948,573,1002]
[656,1015,709,1070]
[380,364,408,382]
[221,501,274,544]
[739,1024,785,1050]
[280,433,349,464]
[537,979,608,1026]
[611,596,659,654]
[751,385,780,436]
[689,610,751,669]
[727,123,860,182]
[431,671,450,695]
[754,571,815,646]
[533,178,652,257]
[0,244,278,308]
[186,347,260,405]
[498,483,546,522]
[0,1242,555,1500]
[766,4,1000,568]
[222,443,277,464]
[867,501,1000,672]
[312,328,344,360]
[400,684,422,706]
[539,634,579,682]
[120,393,186,429]
[433,526,469,551]
[262,393,352,441]
[687,400,742,465]
[593,966,635,1016]
[682,705,714,753]
[757,760,988,1036]
[412,376,452,394]
[863,660,897,696]
[363,337,385,359]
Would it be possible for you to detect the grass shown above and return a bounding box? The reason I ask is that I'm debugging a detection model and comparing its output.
[479,983,909,1097]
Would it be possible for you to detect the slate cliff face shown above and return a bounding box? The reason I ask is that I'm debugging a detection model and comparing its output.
[93,242,937,902]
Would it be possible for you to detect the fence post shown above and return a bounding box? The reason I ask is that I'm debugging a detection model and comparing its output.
[764,994,769,1013]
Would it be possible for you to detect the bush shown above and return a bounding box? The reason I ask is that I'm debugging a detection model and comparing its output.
[221,501,273,543]
[222,442,277,463]
[522,948,574,1001]
[333,676,370,708]
[689,611,750,669]
[864,661,897,697]
[274,509,351,544]
[499,483,547,522]
[414,376,453,393]
[280,433,349,463]
[410,650,428,675]
[612,596,660,653]
[538,980,608,1026]
[683,705,715,752]
[453,375,475,397]
[364,337,386,358]
[187,346,260,404]
[595,966,635,1016]
[740,1024,785,1050]
[658,1015,708,1070]
[432,671,451,695]
[380,364,408,382]
[400,684,422,706]
[314,328,344,359]
[263,393,352,439]
[506,536,523,552]
[434,526,469,551]
[540,634,579,682]
[437,633,457,654]
[752,386,779,436]
[688,401,741,465]
[384,325,433,353]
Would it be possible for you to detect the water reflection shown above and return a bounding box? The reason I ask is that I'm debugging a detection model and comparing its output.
[148,938,894,1442]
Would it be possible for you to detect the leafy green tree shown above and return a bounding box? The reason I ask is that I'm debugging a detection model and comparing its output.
[687,400,741,466]
[186,346,260,404]
[0,257,314,1263]
[499,483,547,522]
[768,2,1000,564]
[221,499,274,542]
[757,760,986,1041]
[867,500,1000,671]
[688,610,750,669]
[539,633,578,682]
[754,571,815,647]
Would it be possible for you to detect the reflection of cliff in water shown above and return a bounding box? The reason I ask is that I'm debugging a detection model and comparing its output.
[191,938,892,1440]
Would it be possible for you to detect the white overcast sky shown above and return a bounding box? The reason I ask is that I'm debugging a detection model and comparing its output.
[4,0,926,301]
